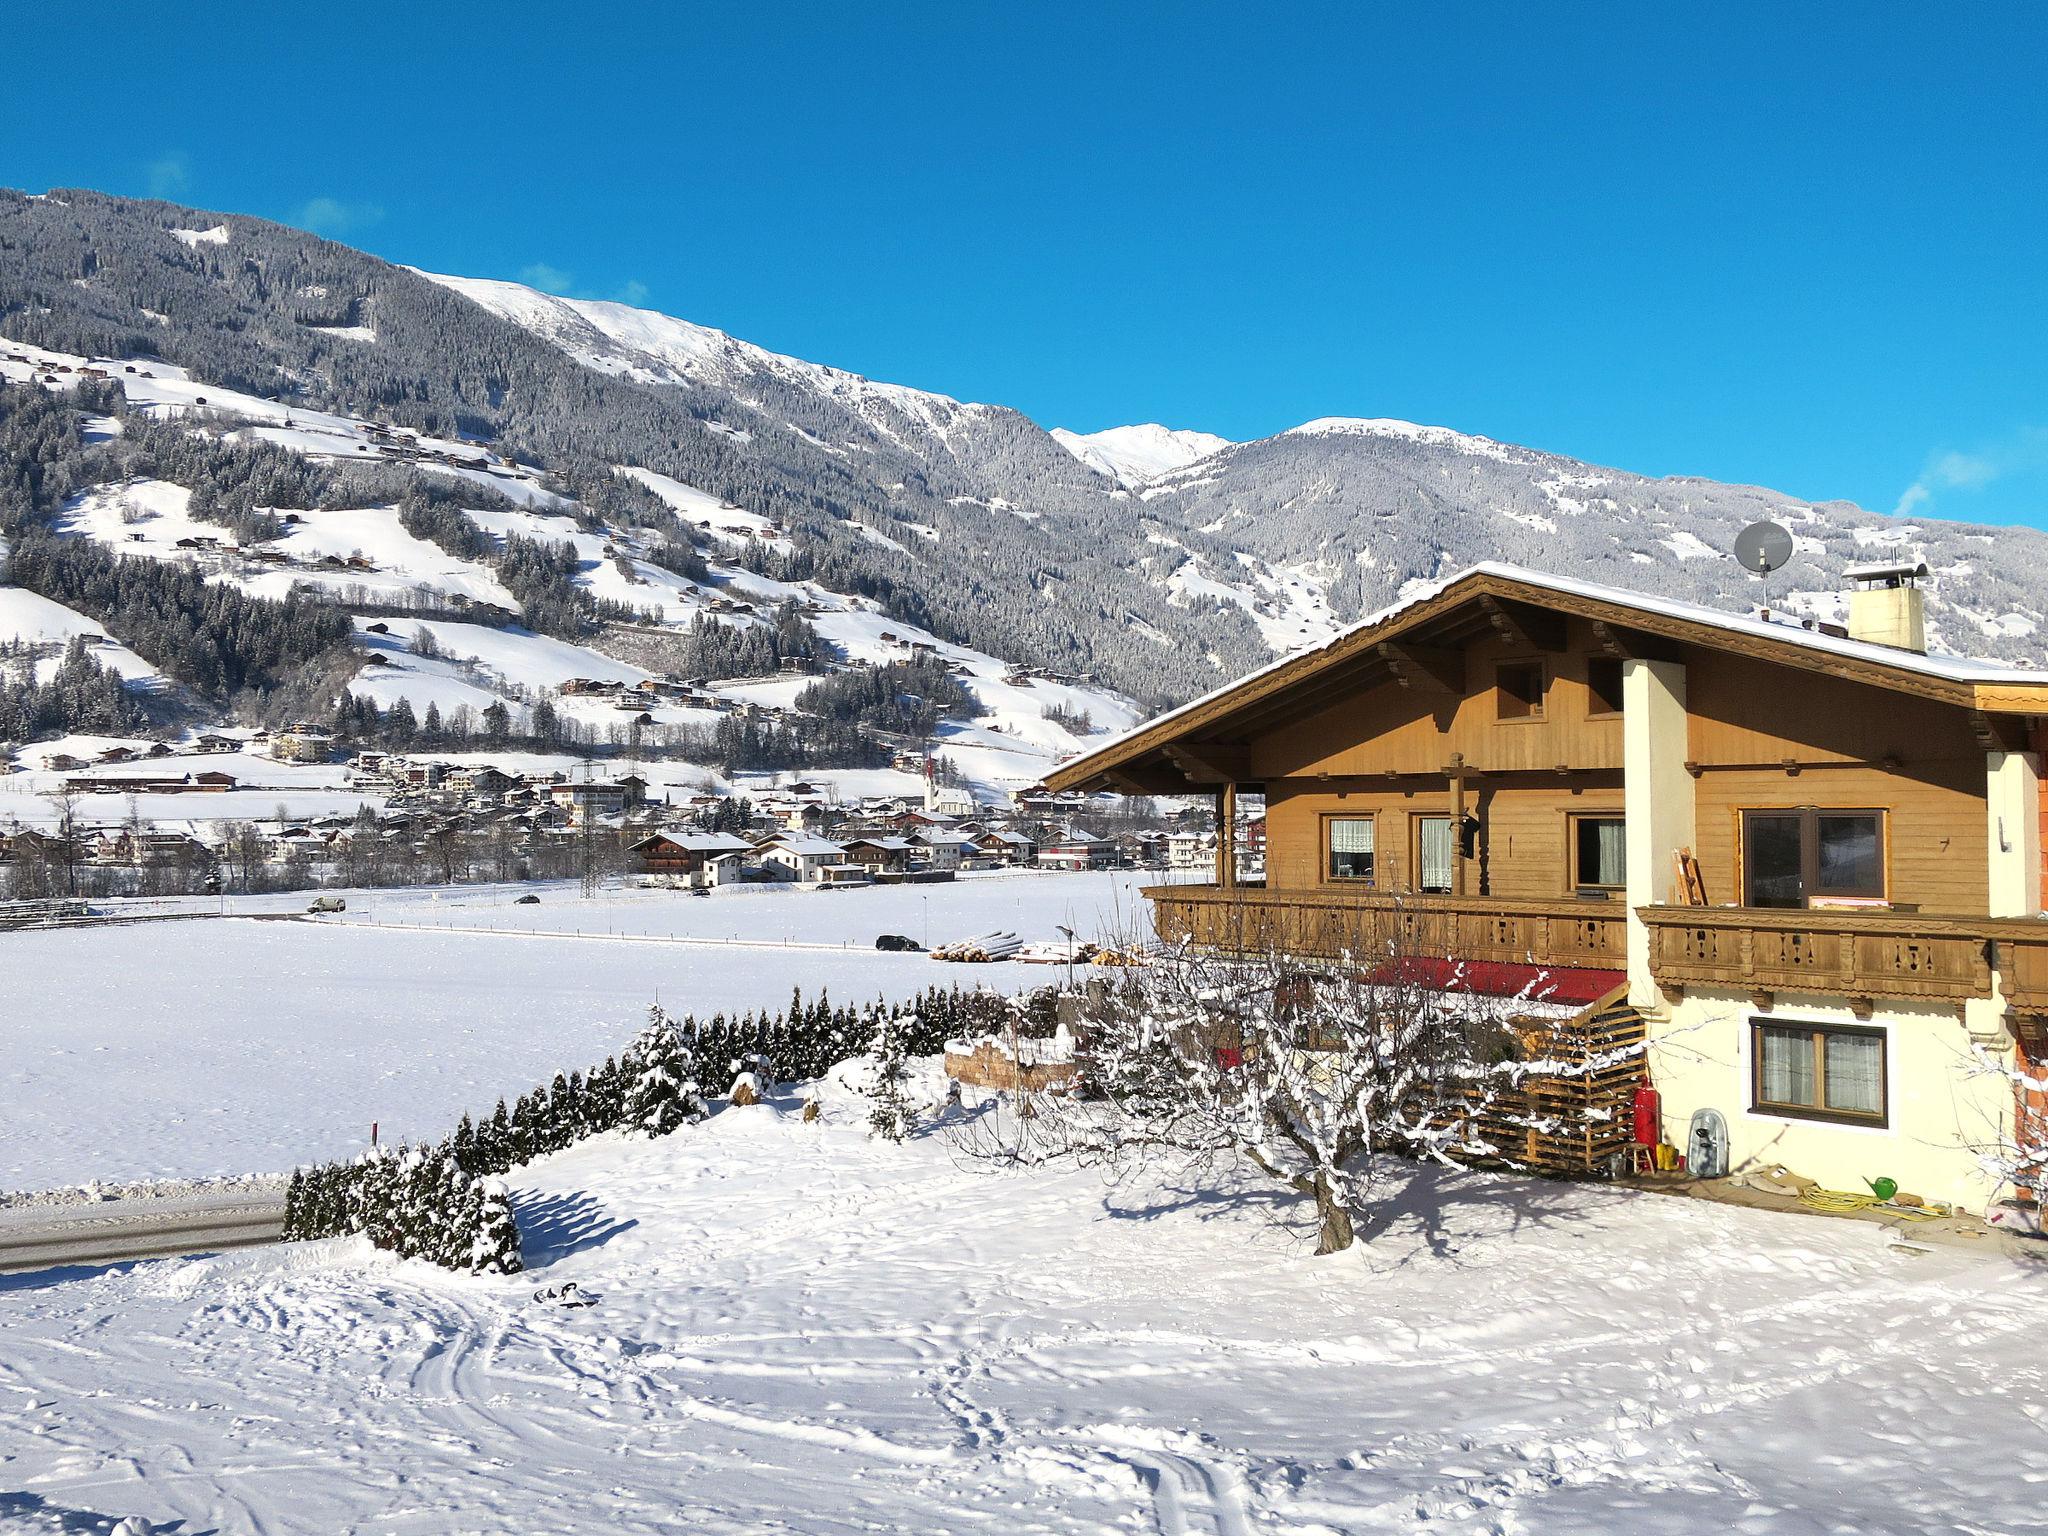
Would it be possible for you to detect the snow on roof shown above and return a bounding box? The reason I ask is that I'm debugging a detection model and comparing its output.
[1055,559,2048,780]
[761,835,844,855]
[643,831,752,853]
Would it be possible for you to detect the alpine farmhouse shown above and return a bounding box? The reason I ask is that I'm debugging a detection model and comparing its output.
[1044,560,2048,1212]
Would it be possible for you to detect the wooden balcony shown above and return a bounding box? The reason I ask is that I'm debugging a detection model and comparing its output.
[1636,905,2022,1014]
[1144,884,1628,970]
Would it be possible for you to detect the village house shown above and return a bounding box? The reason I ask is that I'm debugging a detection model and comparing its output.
[753,833,850,884]
[840,834,917,873]
[547,778,645,826]
[970,827,1038,865]
[1037,830,1115,871]
[271,724,336,764]
[627,830,754,886]
[1044,559,2048,1214]
[912,829,977,871]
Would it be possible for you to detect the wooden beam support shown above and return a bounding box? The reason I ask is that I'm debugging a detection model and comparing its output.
[1103,769,1184,797]
[1589,620,1678,663]
[1377,641,1464,696]
[1215,783,1238,889]
[1479,595,1566,652]
[1163,742,1252,785]
[1970,711,2027,753]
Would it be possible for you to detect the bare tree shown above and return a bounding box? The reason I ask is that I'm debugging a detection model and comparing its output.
[41,786,82,898]
[969,903,1594,1255]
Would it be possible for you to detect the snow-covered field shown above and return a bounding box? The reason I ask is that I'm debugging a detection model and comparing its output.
[0,872,1159,1191]
[3,1087,2044,1535]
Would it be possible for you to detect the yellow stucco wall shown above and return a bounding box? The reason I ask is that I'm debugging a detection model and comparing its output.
[1645,988,2014,1213]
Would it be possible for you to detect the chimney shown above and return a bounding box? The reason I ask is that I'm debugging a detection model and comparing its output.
[1843,560,1928,654]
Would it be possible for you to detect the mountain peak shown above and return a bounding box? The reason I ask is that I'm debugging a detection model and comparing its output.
[1049,423,1233,487]
[1283,416,1525,460]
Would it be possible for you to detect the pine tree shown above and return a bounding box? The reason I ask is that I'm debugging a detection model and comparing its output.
[451,1112,479,1175]
[545,1070,575,1152]
[469,1179,524,1275]
[283,1167,310,1241]
[483,1098,513,1173]
[623,1004,705,1136]
[868,1011,914,1143]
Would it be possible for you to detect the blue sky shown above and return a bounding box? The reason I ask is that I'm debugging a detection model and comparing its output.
[5,4,2045,525]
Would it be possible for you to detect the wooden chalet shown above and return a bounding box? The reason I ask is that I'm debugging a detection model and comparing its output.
[1045,561,2048,1210]
[628,830,752,883]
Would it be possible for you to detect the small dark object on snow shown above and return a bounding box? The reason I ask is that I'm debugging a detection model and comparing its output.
[875,934,922,952]
[514,894,541,905]
[533,1281,599,1308]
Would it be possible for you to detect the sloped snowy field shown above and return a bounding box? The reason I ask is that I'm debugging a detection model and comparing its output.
[3,1089,2045,1535]
[0,872,1160,1190]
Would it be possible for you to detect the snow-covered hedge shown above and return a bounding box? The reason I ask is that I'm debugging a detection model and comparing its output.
[283,985,1016,1272]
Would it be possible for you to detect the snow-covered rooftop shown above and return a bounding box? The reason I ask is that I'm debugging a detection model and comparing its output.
[1051,560,2048,785]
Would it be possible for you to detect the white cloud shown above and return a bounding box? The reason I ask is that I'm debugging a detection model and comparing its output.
[1892,428,2048,516]
[145,153,190,199]
[296,197,385,238]
[516,265,651,307]
[518,262,577,294]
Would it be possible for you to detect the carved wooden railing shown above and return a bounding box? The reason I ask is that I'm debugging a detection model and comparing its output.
[1143,884,1628,969]
[1636,905,2016,1011]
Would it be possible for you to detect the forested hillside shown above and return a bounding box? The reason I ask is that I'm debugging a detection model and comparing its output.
[5,184,2048,743]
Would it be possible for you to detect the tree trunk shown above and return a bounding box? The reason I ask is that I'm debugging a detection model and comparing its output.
[1311,1169,1355,1254]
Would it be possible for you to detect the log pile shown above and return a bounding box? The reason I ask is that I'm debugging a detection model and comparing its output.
[931,930,1022,963]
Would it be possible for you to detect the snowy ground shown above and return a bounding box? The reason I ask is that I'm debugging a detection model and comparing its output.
[0,872,1161,1191]
[2,1082,2044,1535]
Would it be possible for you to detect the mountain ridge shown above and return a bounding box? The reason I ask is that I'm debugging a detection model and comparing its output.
[3,187,2046,714]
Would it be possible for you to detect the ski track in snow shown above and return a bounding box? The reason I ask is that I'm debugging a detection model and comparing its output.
[3,1093,2046,1535]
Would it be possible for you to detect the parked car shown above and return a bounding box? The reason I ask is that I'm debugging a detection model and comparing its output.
[514,894,541,905]
[874,933,922,952]
[307,895,347,914]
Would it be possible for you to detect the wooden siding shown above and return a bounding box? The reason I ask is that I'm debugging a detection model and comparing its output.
[1248,622,1625,780]
[1265,776,1624,897]
[1685,653,1989,913]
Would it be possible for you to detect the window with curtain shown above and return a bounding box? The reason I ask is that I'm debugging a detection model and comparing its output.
[1326,817,1374,882]
[1572,814,1626,894]
[1417,816,1453,894]
[1752,1020,1886,1124]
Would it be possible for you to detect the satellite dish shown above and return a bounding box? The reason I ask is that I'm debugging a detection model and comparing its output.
[1733,520,1794,576]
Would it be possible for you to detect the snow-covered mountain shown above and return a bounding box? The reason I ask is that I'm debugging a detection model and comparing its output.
[1049,423,1233,487]
[7,185,2048,714]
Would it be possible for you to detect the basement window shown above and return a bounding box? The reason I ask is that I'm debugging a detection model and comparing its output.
[1752,1019,1887,1126]
[1497,662,1545,720]
[1586,658,1625,717]
[1326,817,1375,882]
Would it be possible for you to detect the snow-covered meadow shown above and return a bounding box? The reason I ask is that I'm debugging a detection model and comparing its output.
[0,871,1160,1191]
[3,1080,2045,1535]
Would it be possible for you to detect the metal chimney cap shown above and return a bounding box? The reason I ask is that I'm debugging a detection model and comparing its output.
[1842,559,1928,586]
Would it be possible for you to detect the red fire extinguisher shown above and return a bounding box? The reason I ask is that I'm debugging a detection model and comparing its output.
[1631,1084,1660,1147]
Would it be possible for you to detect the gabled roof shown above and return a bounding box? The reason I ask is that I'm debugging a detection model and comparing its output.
[1045,561,2048,794]
[631,830,752,854]
[760,835,844,856]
